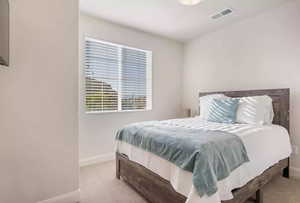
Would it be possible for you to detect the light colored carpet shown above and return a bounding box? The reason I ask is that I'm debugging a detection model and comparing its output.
[80,161,300,203]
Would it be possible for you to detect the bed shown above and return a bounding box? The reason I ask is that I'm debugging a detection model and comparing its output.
[116,89,291,203]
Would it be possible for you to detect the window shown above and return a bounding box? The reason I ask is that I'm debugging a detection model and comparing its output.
[85,37,152,113]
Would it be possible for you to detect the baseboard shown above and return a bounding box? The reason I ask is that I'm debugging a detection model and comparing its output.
[80,153,115,167]
[37,189,80,203]
[290,167,300,180]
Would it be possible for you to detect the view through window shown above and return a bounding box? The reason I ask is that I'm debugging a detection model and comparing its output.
[85,37,152,113]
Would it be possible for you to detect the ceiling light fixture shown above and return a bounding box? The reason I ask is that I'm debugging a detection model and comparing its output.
[178,0,203,6]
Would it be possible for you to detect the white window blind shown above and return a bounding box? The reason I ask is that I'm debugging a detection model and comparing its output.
[85,37,152,113]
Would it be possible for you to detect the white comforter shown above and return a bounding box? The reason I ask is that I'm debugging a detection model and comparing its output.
[116,117,292,203]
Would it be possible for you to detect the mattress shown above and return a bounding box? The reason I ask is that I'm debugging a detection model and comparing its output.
[116,117,292,203]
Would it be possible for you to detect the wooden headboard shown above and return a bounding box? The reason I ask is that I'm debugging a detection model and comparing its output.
[199,89,290,132]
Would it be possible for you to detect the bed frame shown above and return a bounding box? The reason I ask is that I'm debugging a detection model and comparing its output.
[116,88,290,203]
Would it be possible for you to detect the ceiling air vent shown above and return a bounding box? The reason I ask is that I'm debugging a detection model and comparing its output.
[211,8,233,20]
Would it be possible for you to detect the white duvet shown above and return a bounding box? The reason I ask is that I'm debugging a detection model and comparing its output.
[116,117,292,203]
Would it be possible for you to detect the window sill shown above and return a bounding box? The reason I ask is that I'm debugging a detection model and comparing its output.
[0,64,9,70]
[86,109,152,115]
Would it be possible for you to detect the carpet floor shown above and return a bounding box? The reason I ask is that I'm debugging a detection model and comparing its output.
[80,161,300,203]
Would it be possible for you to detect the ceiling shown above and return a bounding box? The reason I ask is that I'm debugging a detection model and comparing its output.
[80,0,291,42]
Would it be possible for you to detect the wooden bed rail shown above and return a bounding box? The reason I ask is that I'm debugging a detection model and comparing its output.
[116,152,288,203]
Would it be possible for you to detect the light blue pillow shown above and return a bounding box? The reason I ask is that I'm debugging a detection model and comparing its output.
[207,98,239,124]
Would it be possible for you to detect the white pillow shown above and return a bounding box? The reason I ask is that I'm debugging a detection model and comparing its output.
[199,94,227,119]
[236,95,274,125]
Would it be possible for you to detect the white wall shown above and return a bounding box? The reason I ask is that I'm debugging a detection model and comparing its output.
[79,14,184,163]
[183,0,300,171]
[0,0,79,202]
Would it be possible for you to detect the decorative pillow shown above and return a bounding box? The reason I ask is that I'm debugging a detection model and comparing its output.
[236,95,274,125]
[207,98,240,124]
[199,94,227,119]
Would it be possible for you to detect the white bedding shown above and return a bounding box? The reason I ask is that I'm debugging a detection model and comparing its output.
[116,117,291,203]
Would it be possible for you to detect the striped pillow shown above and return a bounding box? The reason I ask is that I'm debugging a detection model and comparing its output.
[207,98,239,124]
[199,94,226,119]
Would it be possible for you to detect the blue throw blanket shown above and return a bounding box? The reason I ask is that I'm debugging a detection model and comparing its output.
[116,121,249,197]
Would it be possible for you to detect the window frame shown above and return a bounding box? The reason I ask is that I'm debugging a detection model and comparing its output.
[84,36,153,114]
